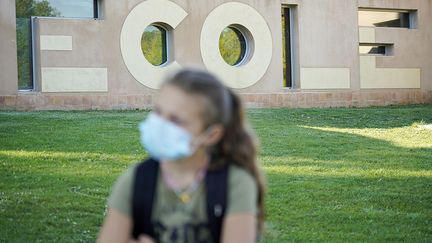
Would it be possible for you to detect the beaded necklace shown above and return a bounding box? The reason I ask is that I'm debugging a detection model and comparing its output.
[161,165,207,204]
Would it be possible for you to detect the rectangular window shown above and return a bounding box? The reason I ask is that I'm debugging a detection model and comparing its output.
[359,44,393,56]
[282,6,293,88]
[15,0,99,90]
[43,0,99,19]
[358,9,415,28]
[16,17,33,90]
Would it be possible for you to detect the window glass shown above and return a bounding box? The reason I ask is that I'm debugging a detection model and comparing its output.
[16,18,33,90]
[39,0,96,18]
[358,10,410,28]
[219,27,247,66]
[141,25,168,66]
[359,45,386,55]
[16,0,61,19]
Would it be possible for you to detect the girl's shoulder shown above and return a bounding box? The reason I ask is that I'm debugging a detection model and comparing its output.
[226,164,258,215]
[107,163,139,216]
[228,164,256,186]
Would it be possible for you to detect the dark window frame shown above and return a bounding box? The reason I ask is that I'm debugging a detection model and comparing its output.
[93,0,99,19]
[282,6,293,88]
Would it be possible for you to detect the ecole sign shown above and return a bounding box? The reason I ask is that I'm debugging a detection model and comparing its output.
[120,0,273,89]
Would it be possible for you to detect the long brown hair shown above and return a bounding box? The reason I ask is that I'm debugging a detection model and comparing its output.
[163,69,266,233]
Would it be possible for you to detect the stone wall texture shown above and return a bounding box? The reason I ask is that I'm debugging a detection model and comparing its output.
[1,90,430,111]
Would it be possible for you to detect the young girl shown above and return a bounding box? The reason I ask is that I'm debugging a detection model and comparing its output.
[98,69,265,243]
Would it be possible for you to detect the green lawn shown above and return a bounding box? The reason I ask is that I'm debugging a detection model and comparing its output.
[1,105,431,242]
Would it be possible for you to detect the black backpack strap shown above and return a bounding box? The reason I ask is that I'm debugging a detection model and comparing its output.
[205,165,229,243]
[132,158,159,240]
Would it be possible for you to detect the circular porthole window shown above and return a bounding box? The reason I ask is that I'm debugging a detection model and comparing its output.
[219,25,252,66]
[141,24,168,66]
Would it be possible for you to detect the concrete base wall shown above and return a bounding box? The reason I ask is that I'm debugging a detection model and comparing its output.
[1,90,431,111]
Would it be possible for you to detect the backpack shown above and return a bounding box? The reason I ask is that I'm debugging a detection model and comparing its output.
[132,158,228,243]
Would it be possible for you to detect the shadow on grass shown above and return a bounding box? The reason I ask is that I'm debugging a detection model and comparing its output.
[1,107,431,187]
[0,106,431,241]
[1,150,430,242]
[0,110,148,155]
[0,170,110,242]
[258,125,431,171]
[248,105,432,129]
[264,171,432,242]
[1,105,431,155]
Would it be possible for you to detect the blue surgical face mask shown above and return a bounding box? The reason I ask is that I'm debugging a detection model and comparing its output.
[139,112,194,161]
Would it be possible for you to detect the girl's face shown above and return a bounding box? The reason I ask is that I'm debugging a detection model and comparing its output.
[154,84,207,137]
[154,84,224,151]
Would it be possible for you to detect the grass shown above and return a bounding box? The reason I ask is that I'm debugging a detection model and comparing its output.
[0,105,431,242]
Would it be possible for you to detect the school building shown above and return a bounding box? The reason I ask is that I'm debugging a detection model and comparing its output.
[1,0,431,110]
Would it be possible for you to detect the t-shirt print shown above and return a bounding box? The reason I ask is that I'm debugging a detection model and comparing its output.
[151,180,213,243]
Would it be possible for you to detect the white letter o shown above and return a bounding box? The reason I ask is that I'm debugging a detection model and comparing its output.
[120,0,187,89]
[200,2,273,89]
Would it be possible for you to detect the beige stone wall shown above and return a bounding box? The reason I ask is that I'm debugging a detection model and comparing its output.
[0,0,18,95]
[358,0,432,91]
[35,0,283,94]
[0,0,431,109]
[282,0,360,90]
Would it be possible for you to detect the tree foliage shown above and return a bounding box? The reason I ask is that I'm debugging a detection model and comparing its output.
[219,27,245,66]
[16,0,60,18]
[141,26,167,66]
[140,26,245,67]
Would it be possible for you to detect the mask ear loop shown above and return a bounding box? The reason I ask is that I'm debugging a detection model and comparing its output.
[190,125,215,149]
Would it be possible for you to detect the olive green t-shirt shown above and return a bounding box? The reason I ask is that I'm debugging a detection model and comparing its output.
[108,163,258,243]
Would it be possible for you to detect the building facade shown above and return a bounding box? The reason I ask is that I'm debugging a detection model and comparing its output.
[1,0,431,110]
